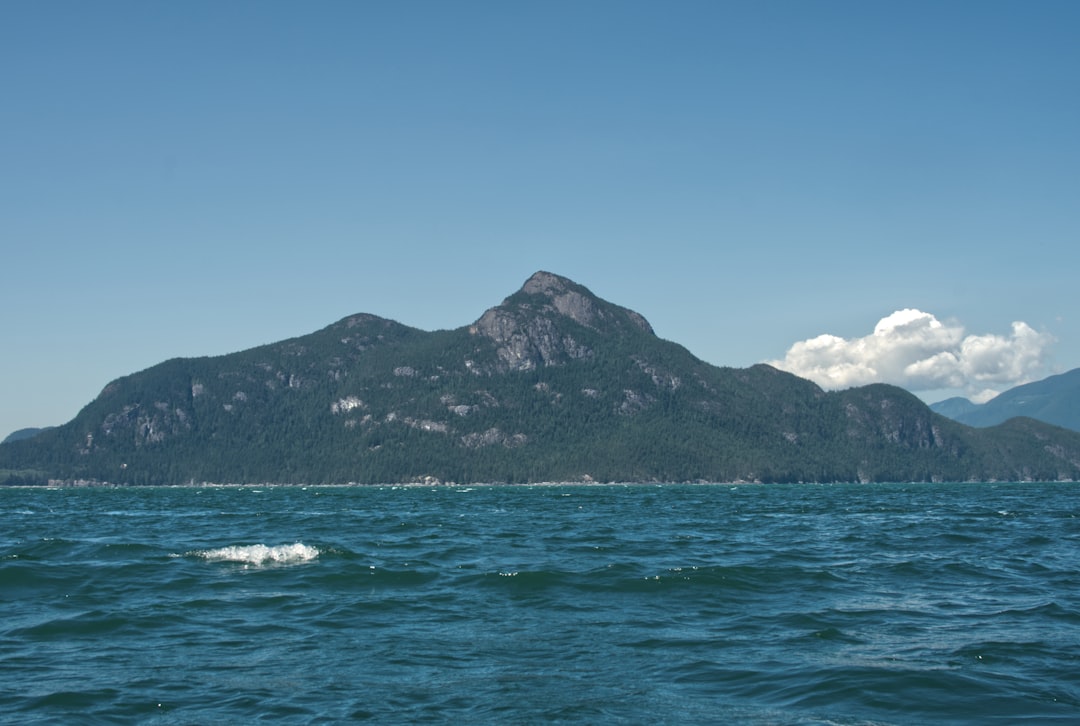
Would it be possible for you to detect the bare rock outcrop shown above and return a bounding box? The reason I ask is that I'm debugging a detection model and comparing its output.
[470,271,653,372]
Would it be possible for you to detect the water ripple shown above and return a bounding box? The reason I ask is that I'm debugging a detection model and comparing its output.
[3,482,1080,724]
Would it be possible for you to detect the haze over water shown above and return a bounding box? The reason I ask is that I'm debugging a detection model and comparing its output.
[3,482,1078,724]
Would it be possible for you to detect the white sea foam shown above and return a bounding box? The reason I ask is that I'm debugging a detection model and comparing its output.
[193,543,319,566]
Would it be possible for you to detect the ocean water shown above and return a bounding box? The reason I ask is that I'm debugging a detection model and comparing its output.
[2,483,1079,725]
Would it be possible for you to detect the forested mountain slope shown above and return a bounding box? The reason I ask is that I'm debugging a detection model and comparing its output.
[4,272,1080,485]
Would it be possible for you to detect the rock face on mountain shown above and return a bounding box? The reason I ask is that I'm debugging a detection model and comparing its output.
[471,272,653,372]
[4,271,1080,486]
[931,368,1080,432]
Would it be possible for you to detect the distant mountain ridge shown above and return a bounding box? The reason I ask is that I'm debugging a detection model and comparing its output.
[930,368,1080,432]
[4,271,1080,485]
[1,428,51,445]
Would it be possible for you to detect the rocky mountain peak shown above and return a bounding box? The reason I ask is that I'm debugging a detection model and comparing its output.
[515,271,654,334]
[520,270,571,296]
[470,272,655,371]
[520,271,601,330]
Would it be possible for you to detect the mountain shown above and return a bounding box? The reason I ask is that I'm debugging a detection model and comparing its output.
[930,368,1080,432]
[1,427,52,445]
[4,271,1080,485]
[927,397,981,421]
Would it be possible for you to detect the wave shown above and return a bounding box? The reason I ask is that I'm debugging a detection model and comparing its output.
[187,543,320,566]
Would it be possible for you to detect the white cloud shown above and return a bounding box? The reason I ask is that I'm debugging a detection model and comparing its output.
[768,310,1054,399]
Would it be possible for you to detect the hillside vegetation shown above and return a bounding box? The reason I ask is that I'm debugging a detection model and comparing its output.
[4,272,1080,485]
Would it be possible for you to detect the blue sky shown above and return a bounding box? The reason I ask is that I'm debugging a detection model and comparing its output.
[3,1,1079,437]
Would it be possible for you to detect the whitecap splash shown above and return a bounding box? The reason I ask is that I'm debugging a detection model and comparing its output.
[191,543,320,566]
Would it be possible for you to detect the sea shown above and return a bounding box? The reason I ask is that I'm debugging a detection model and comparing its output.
[2,482,1079,725]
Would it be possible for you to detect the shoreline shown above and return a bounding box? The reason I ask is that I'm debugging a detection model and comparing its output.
[3,478,1071,490]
